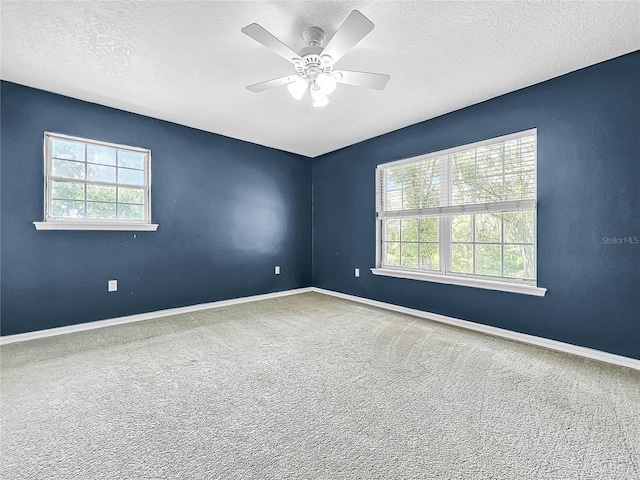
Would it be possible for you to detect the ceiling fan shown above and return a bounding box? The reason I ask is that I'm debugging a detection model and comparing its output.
[242,10,390,108]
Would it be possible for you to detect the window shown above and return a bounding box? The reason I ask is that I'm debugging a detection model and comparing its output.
[34,132,158,231]
[373,129,545,296]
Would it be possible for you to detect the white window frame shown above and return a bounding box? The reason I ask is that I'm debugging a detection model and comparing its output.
[372,129,546,296]
[34,132,158,231]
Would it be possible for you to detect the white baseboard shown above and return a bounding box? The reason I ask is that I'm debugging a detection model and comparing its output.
[0,287,313,345]
[3,285,637,371]
[310,287,640,371]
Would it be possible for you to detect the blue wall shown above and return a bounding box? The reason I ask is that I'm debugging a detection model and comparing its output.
[1,81,312,335]
[2,53,638,359]
[312,52,640,359]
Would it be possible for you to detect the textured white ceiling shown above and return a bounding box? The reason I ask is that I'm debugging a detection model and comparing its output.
[2,1,639,157]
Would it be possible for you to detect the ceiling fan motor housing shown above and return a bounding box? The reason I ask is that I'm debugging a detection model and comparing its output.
[294,51,334,78]
[294,27,334,78]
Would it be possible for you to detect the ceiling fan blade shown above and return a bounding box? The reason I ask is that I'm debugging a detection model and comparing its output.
[334,70,390,90]
[321,10,374,63]
[242,23,301,63]
[246,75,299,93]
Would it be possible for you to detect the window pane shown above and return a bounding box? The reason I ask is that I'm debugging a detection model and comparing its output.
[53,159,85,179]
[87,185,116,202]
[476,244,502,276]
[419,157,441,208]
[118,150,144,169]
[452,215,472,242]
[401,218,419,242]
[523,245,535,279]
[386,170,402,191]
[521,175,536,199]
[52,139,84,161]
[384,242,400,266]
[401,242,418,268]
[452,149,475,173]
[504,139,522,174]
[452,183,474,205]
[394,164,420,188]
[451,244,473,273]
[385,219,400,242]
[504,173,536,201]
[504,245,535,279]
[476,144,504,177]
[385,189,401,210]
[87,164,116,183]
[451,150,476,205]
[476,213,502,243]
[118,187,144,205]
[118,168,144,186]
[87,145,116,165]
[402,187,421,209]
[118,204,144,220]
[504,174,524,200]
[476,176,503,203]
[52,200,85,218]
[52,181,84,200]
[521,137,536,156]
[87,202,116,219]
[404,162,423,187]
[504,211,534,244]
[421,184,440,208]
[419,243,439,270]
[419,217,438,242]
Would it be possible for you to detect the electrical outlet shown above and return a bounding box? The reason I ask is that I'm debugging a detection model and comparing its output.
[108,280,118,292]
[355,268,360,277]
[275,266,280,275]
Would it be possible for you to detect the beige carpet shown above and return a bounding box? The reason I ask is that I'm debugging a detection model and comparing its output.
[1,292,638,479]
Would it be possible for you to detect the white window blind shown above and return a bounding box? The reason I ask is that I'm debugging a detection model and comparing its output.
[375,129,538,286]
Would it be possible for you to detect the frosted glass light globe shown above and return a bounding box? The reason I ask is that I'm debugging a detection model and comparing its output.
[316,73,337,95]
[287,77,308,100]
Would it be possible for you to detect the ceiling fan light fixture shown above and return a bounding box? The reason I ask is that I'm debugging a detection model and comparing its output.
[316,73,337,95]
[243,10,389,108]
[287,76,308,100]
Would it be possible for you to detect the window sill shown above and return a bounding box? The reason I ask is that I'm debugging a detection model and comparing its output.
[33,222,159,231]
[370,268,547,297]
